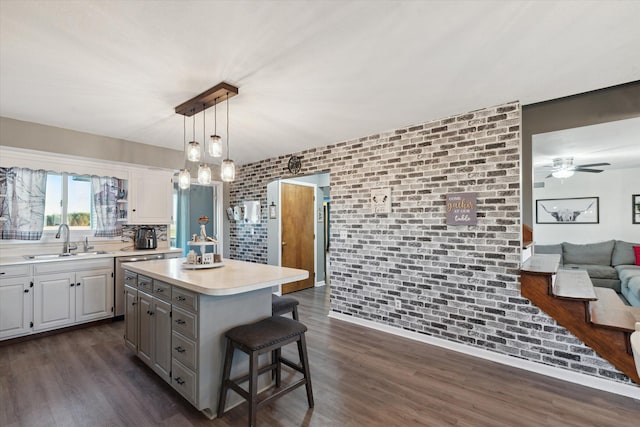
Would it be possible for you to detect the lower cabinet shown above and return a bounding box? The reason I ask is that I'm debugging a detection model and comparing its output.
[124,284,138,352]
[33,260,114,333]
[0,276,33,339]
[137,290,172,382]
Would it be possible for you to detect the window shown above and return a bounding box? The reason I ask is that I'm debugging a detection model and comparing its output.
[44,173,92,231]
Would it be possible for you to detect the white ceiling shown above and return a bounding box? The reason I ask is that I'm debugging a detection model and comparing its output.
[1,1,640,166]
[532,117,640,181]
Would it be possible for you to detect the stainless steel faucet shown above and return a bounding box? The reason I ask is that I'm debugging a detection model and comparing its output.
[55,224,77,254]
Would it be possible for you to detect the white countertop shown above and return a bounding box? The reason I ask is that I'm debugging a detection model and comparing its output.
[0,247,183,267]
[122,258,309,296]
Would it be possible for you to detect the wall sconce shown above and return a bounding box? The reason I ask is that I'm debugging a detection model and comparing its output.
[269,201,277,219]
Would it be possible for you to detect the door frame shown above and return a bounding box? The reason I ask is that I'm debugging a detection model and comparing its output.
[278,179,317,293]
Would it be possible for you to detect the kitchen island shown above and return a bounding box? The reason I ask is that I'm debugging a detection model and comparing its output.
[121,257,308,419]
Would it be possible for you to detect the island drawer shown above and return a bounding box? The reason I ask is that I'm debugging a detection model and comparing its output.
[124,271,136,287]
[137,275,153,292]
[172,287,198,312]
[152,280,171,301]
[0,264,31,278]
[172,306,197,340]
[172,331,197,370]
[171,360,197,404]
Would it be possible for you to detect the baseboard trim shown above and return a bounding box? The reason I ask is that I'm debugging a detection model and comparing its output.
[328,311,640,400]
[315,280,326,287]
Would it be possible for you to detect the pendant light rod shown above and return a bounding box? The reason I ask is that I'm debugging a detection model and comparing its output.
[226,92,230,159]
[175,82,239,117]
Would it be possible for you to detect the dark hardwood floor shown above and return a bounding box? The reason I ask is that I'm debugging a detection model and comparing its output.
[1,285,639,426]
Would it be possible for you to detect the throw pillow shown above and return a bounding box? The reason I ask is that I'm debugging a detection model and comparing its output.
[635,246,640,266]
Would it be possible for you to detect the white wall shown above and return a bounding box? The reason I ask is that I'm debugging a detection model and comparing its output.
[533,167,640,244]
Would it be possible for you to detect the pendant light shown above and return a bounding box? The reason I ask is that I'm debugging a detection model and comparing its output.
[197,104,212,184]
[208,97,223,158]
[178,116,191,190]
[187,114,201,162]
[220,92,236,182]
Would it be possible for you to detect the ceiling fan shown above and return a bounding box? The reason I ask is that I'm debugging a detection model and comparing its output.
[543,157,610,179]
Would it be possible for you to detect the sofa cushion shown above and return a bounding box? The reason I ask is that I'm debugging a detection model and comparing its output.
[612,240,640,266]
[616,265,640,284]
[562,240,614,266]
[628,277,640,300]
[534,244,563,264]
[563,264,618,280]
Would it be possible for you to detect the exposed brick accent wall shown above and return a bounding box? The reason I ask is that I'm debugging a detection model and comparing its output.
[228,102,629,384]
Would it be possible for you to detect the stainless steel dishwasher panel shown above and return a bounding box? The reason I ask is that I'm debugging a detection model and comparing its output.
[115,254,164,317]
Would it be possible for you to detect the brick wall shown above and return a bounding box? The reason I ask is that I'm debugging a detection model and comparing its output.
[228,102,629,384]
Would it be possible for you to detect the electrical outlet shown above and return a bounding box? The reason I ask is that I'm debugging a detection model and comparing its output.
[395,300,401,309]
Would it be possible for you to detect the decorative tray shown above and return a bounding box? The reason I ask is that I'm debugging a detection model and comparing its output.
[182,262,225,270]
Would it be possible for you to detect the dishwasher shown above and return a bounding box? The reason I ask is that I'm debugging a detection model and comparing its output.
[114,253,165,318]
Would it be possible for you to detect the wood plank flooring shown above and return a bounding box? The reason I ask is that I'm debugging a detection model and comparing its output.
[1,285,639,426]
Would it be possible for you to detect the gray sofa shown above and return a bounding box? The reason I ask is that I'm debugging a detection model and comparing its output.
[534,240,640,307]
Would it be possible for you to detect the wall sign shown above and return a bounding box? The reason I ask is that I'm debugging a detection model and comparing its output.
[446,192,477,225]
[371,188,391,214]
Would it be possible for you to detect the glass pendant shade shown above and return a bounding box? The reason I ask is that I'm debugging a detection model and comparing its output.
[221,159,236,182]
[178,169,191,189]
[552,169,574,179]
[197,164,212,184]
[208,135,223,157]
[187,141,201,162]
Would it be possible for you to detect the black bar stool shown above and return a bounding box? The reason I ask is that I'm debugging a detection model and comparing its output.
[217,316,314,427]
[271,294,299,320]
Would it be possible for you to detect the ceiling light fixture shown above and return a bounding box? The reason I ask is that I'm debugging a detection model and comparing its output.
[220,92,235,182]
[178,116,191,190]
[208,98,222,158]
[175,82,239,186]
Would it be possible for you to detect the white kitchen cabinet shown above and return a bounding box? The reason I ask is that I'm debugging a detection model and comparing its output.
[76,268,114,322]
[137,290,172,382]
[128,169,173,224]
[33,259,114,333]
[0,276,32,339]
[33,272,75,331]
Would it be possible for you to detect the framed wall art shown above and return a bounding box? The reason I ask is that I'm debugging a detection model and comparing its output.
[633,194,640,224]
[536,196,599,224]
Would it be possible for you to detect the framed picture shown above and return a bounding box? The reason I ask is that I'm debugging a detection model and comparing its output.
[536,197,599,224]
[633,194,640,224]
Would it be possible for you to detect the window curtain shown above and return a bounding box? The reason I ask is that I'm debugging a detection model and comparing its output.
[91,176,123,237]
[0,167,47,240]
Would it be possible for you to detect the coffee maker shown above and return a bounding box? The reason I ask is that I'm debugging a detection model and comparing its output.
[135,226,157,249]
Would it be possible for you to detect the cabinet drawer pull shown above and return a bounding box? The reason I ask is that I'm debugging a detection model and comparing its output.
[155,288,164,293]
[70,283,75,287]
[24,289,29,293]
[175,319,186,325]
[176,296,186,302]
[174,346,186,353]
[175,377,185,385]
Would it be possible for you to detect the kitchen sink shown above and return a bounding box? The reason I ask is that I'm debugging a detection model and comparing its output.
[23,251,113,260]
[75,251,113,256]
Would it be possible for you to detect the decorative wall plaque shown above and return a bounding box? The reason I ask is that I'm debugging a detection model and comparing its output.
[288,155,302,174]
[371,188,391,214]
[446,192,477,225]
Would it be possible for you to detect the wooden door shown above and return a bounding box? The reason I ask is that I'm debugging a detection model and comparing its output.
[281,183,315,294]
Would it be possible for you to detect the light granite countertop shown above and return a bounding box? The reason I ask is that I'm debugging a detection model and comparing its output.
[0,247,183,267]
[122,257,309,296]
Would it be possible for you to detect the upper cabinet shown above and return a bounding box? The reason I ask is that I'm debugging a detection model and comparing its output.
[128,169,173,225]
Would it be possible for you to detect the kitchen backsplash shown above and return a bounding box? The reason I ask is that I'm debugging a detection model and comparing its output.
[121,224,168,242]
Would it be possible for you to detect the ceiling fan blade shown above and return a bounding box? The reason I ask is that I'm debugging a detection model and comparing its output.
[574,168,604,173]
[575,162,610,168]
